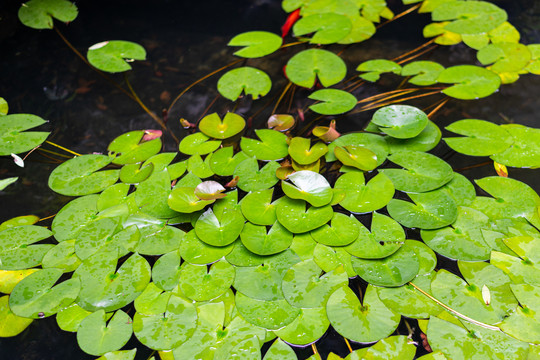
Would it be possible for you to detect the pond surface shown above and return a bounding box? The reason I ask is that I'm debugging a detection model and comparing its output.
[0,0,539,359]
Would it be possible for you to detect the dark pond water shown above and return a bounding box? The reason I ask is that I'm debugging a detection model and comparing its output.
[0,0,539,359]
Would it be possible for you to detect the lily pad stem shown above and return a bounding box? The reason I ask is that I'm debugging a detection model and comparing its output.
[37,147,73,160]
[408,282,500,331]
[272,82,293,114]
[426,97,449,118]
[311,342,319,356]
[353,90,442,113]
[397,44,438,65]
[344,336,353,353]
[377,4,422,29]
[391,38,437,63]
[45,140,81,157]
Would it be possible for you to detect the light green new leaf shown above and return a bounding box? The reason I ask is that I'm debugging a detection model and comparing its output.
[437,65,501,100]
[87,40,146,73]
[444,119,513,156]
[309,89,357,115]
[218,67,271,101]
[228,31,282,58]
[285,49,347,88]
[18,0,78,29]
[0,114,50,156]
[77,310,132,356]
[293,13,352,44]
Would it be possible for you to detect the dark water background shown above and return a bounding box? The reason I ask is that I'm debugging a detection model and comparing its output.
[0,0,539,359]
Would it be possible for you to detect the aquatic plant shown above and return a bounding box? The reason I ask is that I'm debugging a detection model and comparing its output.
[1,0,540,359]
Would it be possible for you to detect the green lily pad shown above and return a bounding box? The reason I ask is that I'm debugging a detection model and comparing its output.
[218,67,272,101]
[357,59,401,82]
[352,244,420,287]
[276,197,334,233]
[0,295,33,337]
[500,283,540,344]
[51,194,99,242]
[134,169,178,218]
[372,105,429,139]
[388,188,458,229]
[212,315,266,360]
[0,269,40,294]
[48,154,119,196]
[133,294,198,350]
[168,187,214,213]
[0,97,7,115]
[179,132,221,156]
[0,225,54,270]
[381,150,454,193]
[288,137,328,165]
[209,147,250,176]
[313,244,357,278]
[235,292,300,330]
[187,154,214,179]
[96,350,137,360]
[9,268,80,318]
[327,285,400,343]
[293,13,352,44]
[136,224,184,256]
[119,162,153,184]
[240,221,293,256]
[97,183,130,211]
[42,239,78,272]
[199,112,246,139]
[440,172,476,207]
[491,246,540,287]
[337,15,376,44]
[195,207,245,247]
[444,119,514,156]
[335,171,394,213]
[234,158,280,192]
[401,61,445,86]
[240,129,289,161]
[108,130,162,165]
[334,145,378,171]
[18,0,78,29]
[273,307,330,345]
[405,240,438,275]
[437,65,501,100]
[73,217,118,260]
[282,259,348,308]
[0,114,50,155]
[263,339,297,360]
[151,250,181,291]
[281,170,333,207]
[56,303,94,332]
[228,31,282,58]
[240,189,279,225]
[77,309,132,356]
[346,335,417,359]
[326,133,388,165]
[0,177,18,191]
[74,251,150,312]
[432,0,507,34]
[491,124,540,168]
[344,212,405,259]
[87,40,146,73]
[477,43,531,74]
[310,213,359,246]
[178,260,235,301]
[285,49,347,88]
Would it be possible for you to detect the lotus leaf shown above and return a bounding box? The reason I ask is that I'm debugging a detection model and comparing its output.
[240,129,289,161]
[293,13,352,44]
[0,225,54,270]
[18,0,78,29]
[335,171,394,213]
[0,295,33,337]
[327,285,400,343]
[0,114,50,156]
[401,61,445,86]
[372,105,429,139]
[432,1,507,35]
[437,65,501,100]
[444,119,514,156]
[218,67,272,101]
[77,309,132,356]
[381,150,454,193]
[285,49,347,88]
[228,31,282,58]
[387,188,458,229]
[491,124,540,168]
[235,292,300,330]
[326,132,388,164]
[87,40,146,73]
[357,59,401,82]
[281,170,333,207]
[273,307,330,345]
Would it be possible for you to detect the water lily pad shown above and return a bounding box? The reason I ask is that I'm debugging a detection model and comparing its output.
[477,43,531,74]
[48,154,119,196]
[0,177,17,191]
[0,295,33,337]
[491,245,540,287]
[334,145,378,171]
[9,268,80,318]
[357,59,401,82]
[228,31,282,58]
[18,0,78,29]
[344,212,405,259]
[178,260,235,301]
[285,49,347,88]
[401,61,445,86]
[209,147,250,176]
[491,124,540,168]
[77,309,132,356]
[372,105,429,139]
[500,283,540,343]
[281,170,333,207]
[0,114,50,156]
[87,40,146,73]
[326,133,388,165]
[96,350,137,360]
[444,119,513,156]
[437,65,501,100]
[293,13,352,44]
[235,292,300,330]
[52,195,99,241]
[136,224,184,256]
[168,187,214,213]
[432,1,507,35]
[75,251,150,312]
[288,137,328,165]
[134,169,178,218]
[327,285,400,343]
[282,259,348,308]
[234,158,281,192]
[240,221,293,255]
[0,269,39,294]
[195,207,244,247]
[338,15,376,44]
[335,171,394,213]
[119,162,153,184]
[199,112,246,140]
[0,225,54,270]
[313,244,356,278]
[276,197,334,233]
[263,339,297,359]
[218,67,271,101]
[73,217,118,260]
[310,213,359,246]
[108,130,162,165]
[179,132,221,156]
[240,129,289,160]
[347,335,417,359]
[273,307,330,345]
[352,244,420,287]
[133,294,198,350]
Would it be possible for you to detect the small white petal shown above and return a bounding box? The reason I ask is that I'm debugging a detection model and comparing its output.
[482,284,491,305]
[11,153,24,168]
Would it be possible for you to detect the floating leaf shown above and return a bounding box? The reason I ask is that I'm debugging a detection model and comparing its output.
[178,260,235,301]
[310,213,359,247]
[423,22,462,46]
[56,303,93,332]
[0,269,39,294]
[347,335,417,359]
[195,207,244,247]
[437,65,501,100]
[357,59,401,82]
[134,169,178,218]
[401,61,445,86]
[432,1,508,35]
[241,221,293,255]
[444,119,513,156]
[208,147,250,176]
[285,49,347,88]
[179,132,221,156]
[0,225,54,270]
[228,31,282,58]
[273,307,330,345]
[337,15,376,44]
[500,284,540,343]
[334,145,378,171]
[281,170,333,207]
[87,40,146,73]
[18,0,78,29]
[326,132,388,165]
[168,186,214,213]
[0,114,50,156]
[0,97,7,115]
[119,162,153,184]
[335,171,394,213]
[372,105,429,139]
[240,189,279,226]
[108,130,162,165]
[268,114,295,132]
[0,295,33,337]
[491,124,540,168]
[276,197,334,233]
[240,129,289,160]
[386,120,441,153]
[51,194,99,242]
[293,13,352,44]
[199,112,246,139]
[288,137,328,165]
[235,292,300,330]
[218,67,272,101]
[477,43,531,74]
[263,339,297,360]
[234,158,281,192]
[77,310,132,356]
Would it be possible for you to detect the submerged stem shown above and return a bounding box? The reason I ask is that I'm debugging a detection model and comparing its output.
[272,82,293,114]
[377,4,422,29]
[426,97,449,118]
[353,90,442,113]
[344,337,353,353]
[311,343,319,356]
[45,140,81,157]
